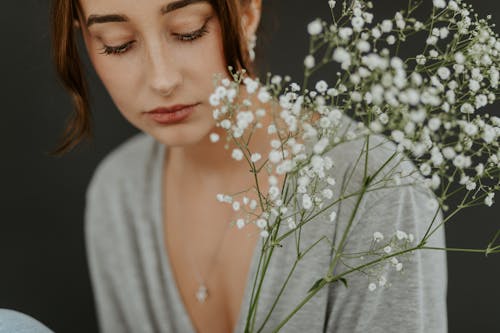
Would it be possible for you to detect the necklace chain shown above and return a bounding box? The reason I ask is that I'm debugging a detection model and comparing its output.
[179,215,233,303]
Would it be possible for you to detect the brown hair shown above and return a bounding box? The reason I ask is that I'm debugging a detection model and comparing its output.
[49,0,257,157]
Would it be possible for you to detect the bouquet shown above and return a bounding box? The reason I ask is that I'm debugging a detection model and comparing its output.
[208,0,500,331]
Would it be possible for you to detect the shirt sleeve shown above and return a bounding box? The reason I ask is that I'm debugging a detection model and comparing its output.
[323,184,448,333]
[84,176,129,333]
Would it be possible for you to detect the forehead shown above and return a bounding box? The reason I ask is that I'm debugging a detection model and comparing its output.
[78,0,212,22]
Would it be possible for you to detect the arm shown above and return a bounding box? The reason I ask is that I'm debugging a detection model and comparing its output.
[324,184,448,333]
[0,309,54,333]
[84,179,129,333]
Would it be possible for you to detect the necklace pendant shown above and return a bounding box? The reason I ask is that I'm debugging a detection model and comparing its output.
[195,284,208,303]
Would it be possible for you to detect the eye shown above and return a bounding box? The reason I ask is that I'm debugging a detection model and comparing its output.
[98,19,211,56]
[99,41,135,56]
[174,24,209,42]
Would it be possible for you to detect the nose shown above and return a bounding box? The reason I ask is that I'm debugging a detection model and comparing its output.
[146,40,182,97]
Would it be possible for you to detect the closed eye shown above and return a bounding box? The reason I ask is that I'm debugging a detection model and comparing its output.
[98,19,211,56]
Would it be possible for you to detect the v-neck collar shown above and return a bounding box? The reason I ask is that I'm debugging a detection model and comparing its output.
[152,141,264,333]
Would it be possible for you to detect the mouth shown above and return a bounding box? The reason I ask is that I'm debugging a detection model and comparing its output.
[146,103,200,114]
[145,103,199,124]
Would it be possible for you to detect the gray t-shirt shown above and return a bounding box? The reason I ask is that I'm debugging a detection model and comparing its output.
[84,121,447,333]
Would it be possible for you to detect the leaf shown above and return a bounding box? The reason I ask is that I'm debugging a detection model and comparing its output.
[338,277,348,288]
[307,278,325,293]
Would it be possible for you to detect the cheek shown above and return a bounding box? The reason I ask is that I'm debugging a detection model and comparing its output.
[89,51,141,113]
[81,31,139,113]
[182,25,229,96]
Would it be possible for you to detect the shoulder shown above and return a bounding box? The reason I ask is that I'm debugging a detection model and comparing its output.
[0,309,54,333]
[83,131,163,253]
[321,114,442,239]
[325,115,422,193]
[85,132,159,200]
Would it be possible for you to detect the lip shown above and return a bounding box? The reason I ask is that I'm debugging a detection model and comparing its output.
[145,103,199,124]
[146,103,199,114]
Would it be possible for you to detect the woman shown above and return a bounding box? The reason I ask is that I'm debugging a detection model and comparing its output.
[47,0,448,332]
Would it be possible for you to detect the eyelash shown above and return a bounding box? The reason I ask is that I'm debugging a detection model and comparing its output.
[98,24,209,56]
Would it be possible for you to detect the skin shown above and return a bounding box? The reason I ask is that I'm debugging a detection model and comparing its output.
[76,0,274,193]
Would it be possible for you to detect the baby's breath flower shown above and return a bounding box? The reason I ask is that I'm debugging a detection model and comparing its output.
[333,47,352,69]
[209,133,220,143]
[381,20,393,33]
[232,148,244,161]
[391,130,405,143]
[329,211,337,222]
[460,103,475,114]
[485,193,495,207]
[368,283,377,291]
[371,27,382,39]
[209,93,220,106]
[469,80,481,92]
[256,218,267,229]
[308,18,323,36]
[244,77,259,94]
[373,231,384,242]
[302,193,313,210]
[251,153,262,163]
[269,150,282,164]
[448,0,459,11]
[438,67,451,80]
[304,55,315,69]
[339,27,353,41]
[431,174,441,189]
[315,80,328,94]
[378,276,387,287]
[313,137,329,154]
[420,163,432,176]
[416,54,426,65]
[439,27,449,39]
[322,188,333,199]
[466,180,477,191]
[236,218,245,229]
[352,16,365,32]
[258,88,271,103]
[396,230,408,241]
[220,119,231,129]
[249,199,258,210]
[429,49,439,58]
[433,0,446,9]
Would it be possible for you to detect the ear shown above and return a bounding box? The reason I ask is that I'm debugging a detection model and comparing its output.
[73,19,81,29]
[241,0,262,39]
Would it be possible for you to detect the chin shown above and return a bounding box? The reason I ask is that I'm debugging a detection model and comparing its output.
[153,123,214,148]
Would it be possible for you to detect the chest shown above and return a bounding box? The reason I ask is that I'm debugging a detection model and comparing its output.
[162,195,260,333]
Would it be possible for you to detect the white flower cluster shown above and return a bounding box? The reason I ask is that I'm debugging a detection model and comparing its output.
[205,0,499,308]
[366,229,416,291]
[308,0,500,209]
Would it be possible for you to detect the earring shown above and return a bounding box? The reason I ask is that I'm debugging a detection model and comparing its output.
[247,34,257,62]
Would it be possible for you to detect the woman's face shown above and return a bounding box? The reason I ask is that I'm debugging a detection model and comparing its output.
[77,0,233,146]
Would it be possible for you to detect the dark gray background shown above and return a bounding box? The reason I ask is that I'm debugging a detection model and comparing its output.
[1,1,498,332]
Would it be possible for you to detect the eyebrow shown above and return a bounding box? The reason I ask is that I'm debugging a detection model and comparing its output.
[86,0,209,28]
